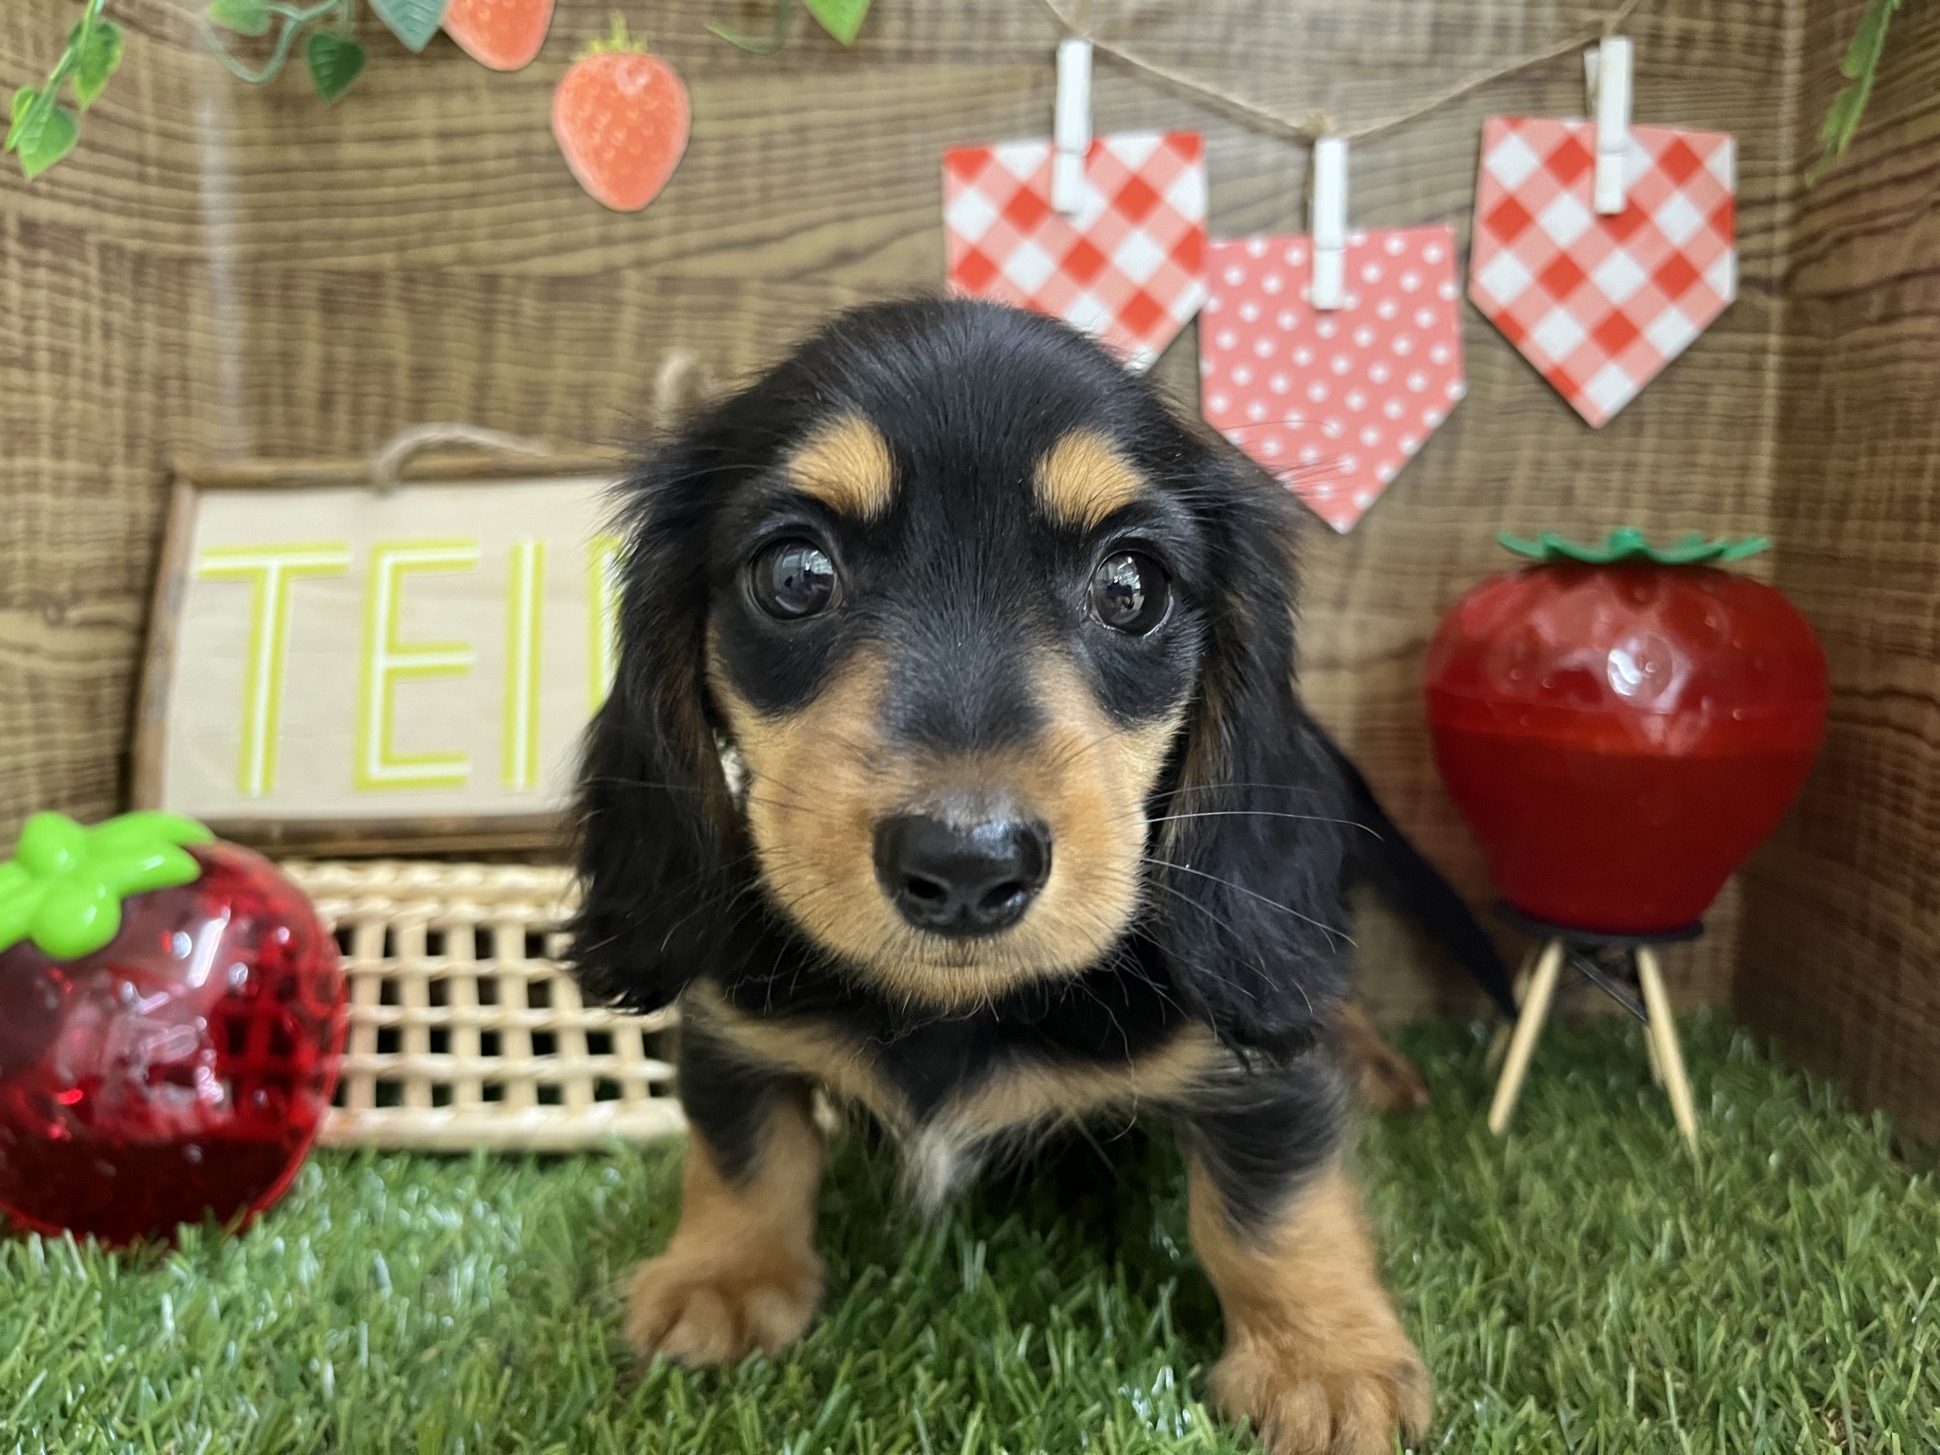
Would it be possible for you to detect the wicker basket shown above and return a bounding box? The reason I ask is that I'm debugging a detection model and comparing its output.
[284,859,684,1152]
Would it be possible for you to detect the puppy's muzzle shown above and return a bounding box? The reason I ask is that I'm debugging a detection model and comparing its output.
[873,809,1052,936]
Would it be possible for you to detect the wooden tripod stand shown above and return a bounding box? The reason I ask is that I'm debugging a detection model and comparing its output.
[1485,908,1702,1160]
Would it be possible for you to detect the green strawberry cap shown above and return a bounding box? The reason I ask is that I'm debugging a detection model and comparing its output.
[0,810,214,960]
[1499,527,1771,565]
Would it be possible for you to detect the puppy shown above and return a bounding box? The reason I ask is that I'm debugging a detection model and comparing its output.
[569,299,1431,1453]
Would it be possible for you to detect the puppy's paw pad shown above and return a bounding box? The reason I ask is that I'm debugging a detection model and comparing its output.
[623,1250,825,1364]
[1212,1339,1430,1455]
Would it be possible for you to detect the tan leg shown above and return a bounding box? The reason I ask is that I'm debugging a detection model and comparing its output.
[1191,1159,1431,1455]
[1486,939,1564,1135]
[1641,997,1666,1086]
[1483,948,1540,1072]
[625,1090,827,1362]
[1335,1001,1430,1113]
[1636,947,1700,1162]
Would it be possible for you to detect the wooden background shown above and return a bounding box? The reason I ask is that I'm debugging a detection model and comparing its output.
[2,0,1934,1123]
[1737,2,1940,1143]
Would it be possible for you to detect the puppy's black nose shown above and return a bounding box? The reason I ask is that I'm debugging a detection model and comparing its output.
[874,814,1051,936]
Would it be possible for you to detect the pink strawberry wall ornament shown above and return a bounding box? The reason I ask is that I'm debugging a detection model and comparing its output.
[445,0,555,71]
[0,811,344,1246]
[552,15,691,213]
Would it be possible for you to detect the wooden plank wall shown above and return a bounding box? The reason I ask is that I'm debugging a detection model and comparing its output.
[0,0,1807,1018]
[1736,1,1940,1141]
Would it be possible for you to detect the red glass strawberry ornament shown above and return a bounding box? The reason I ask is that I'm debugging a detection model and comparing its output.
[0,811,344,1246]
[1425,530,1828,934]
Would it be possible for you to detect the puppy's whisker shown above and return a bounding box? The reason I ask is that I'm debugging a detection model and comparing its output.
[1128,883,1269,1009]
[1144,809,1381,837]
[1140,857,1354,950]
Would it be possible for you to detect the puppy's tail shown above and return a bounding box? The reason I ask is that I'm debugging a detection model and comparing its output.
[1320,732,1519,1016]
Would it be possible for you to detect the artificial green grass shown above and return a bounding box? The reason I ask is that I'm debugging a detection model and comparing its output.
[7,1012,1938,1454]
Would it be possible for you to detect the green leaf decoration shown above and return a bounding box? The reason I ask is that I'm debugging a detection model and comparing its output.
[9,97,79,180]
[369,0,448,53]
[804,0,871,45]
[207,0,274,38]
[7,87,41,149]
[709,0,795,54]
[1499,528,1771,566]
[0,810,214,961]
[1809,0,1902,185]
[69,19,125,109]
[307,31,366,102]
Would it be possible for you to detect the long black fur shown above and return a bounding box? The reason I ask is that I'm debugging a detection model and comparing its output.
[568,298,1499,1110]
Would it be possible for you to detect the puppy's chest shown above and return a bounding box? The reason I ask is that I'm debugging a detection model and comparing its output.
[701,973,1215,1205]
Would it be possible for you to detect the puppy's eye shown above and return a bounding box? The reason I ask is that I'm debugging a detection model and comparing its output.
[750,539,839,619]
[1088,551,1169,634]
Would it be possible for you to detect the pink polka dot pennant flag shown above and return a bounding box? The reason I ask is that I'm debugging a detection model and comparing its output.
[1469,117,1736,426]
[944,132,1208,372]
[1199,225,1466,533]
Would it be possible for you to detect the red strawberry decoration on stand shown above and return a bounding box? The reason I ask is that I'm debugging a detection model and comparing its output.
[1425,530,1828,1156]
[0,812,345,1245]
[445,0,555,71]
[552,15,691,212]
[1426,529,1828,934]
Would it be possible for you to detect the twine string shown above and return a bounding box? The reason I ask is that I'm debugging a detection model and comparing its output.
[369,423,554,494]
[1038,0,1648,145]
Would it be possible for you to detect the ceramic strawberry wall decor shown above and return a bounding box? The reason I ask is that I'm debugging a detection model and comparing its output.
[445,0,554,71]
[1469,116,1736,426]
[552,16,691,212]
[1200,225,1465,533]
[943,132,1208,372]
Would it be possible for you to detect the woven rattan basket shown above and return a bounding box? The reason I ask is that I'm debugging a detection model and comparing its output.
[284,859,684,1152]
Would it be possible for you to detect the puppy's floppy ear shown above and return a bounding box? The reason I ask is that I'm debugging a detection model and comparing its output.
[566,435,739,1013]
[1151,447,1351,1060]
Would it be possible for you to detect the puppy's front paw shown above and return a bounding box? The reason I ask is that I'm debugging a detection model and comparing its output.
[623,1247,825,1364]
[1211,1335,1430,1455]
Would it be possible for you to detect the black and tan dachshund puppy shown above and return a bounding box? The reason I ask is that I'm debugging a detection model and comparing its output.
[569,299,1433,1453]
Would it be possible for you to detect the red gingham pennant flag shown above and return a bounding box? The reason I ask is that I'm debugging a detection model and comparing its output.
[1201,226,1465,533]
[1470,117,1736,427]
[943,132,1207,372]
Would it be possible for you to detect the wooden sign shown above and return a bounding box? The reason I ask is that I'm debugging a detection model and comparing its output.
[134,452,630,853]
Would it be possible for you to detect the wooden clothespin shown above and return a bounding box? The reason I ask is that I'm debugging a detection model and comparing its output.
[1309,135,1348,310]
[1584,35,1632,215]
[1052,36,1093,215]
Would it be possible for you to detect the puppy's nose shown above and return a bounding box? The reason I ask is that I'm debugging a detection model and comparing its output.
[873,814,1052,936]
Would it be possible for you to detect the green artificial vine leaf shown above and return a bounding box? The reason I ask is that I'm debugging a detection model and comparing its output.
[207,0,274,38]
[0,810,214,961]
[1499,527,1771,566]
[369,0,447,53]
[709,0,795,53]
[1809,0,1904,184]
[804,0,871,45]
[710,0,872,52]
[69,19,125,109]
[307,31,366,102]
[7,0,113,180]
[8,94,79,179]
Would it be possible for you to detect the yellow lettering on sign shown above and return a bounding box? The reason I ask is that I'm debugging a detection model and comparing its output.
[356,540,479,791]
[502,539,547,791]
[195,543,352,798]
[588,532,624,710]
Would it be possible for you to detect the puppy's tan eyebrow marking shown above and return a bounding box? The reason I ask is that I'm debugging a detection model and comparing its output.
[1033,430,1148,529]
[785,415,897,520]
